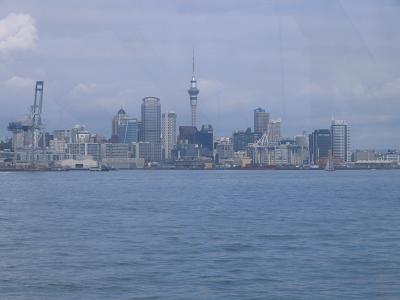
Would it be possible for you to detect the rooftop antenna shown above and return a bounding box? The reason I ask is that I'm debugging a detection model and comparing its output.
[192,48,195,75]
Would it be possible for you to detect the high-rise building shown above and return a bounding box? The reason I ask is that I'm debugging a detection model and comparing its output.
[188,52,199,127]
[295,133,310,165]
[309,129,331,166]
[254,107,269,134]
[71,125,90,143]
[117,117,138,144]
[177,124,214,159]
[295,133,309,148]
[178,126,198,144]
[141,97,161,161]
[53,129,71,143]
[215,138,234,161]
[331,120,351,164]
[112,108,127,142]
[142,97,161,143]
[198,124,214,158]
[232,128,260,152]
[268,118,282,144]
[171,143,200,162]
[137,121,143,142]
[162,112,177,161]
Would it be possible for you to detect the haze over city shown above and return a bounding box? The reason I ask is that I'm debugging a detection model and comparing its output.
[2,2,400,299]
[0,0,399,149]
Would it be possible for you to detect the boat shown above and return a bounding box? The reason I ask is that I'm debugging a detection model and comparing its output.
[325,150,335,171]
[89,165,111,172]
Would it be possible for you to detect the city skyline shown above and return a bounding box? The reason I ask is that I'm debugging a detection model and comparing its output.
[2,3,400,299]
[0,1,399,148]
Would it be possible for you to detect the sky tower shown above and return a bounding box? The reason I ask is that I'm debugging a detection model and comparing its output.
[188,50,199,127]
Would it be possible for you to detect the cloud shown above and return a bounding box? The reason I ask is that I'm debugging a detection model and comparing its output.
[68,83,97,98]
[380,77,400,99]
[199,78,224,92]
[0,13,37,53]
[1,75,35,88]
[0,1,399,148]
[66,83,123,112]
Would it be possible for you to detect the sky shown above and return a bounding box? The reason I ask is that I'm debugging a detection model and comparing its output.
[0,0,399,149]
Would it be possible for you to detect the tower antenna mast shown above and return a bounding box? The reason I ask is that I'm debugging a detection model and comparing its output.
[192,48,195,74]
[188,49,199,127]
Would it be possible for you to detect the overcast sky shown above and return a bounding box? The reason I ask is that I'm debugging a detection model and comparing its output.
[0,0,399,148]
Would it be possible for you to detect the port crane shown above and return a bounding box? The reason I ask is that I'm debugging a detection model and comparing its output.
[7,81,45,165]
[248,132,269,165]
[31,81,45,161]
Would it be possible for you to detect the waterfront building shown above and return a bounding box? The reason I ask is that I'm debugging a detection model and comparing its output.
[90,134,107,144]
[382,150,400,163]
[38,132,52,148]
[295,133,308,148]
[178,125,214,158]
[161,112,177,161]
[352,150,377,162]
[309,129,331,166]
[331,120,351,165]
[295,133,309,165]
[137,121,143,142]
[268,140,305,166]
[66,143,101,161]
[71,125,90,144]
[49,139,66,153]
[141,97,161,162]
[142,97,161,144]
[0,138,12,151]
[7,121,32,152]
[232,151,252,168]
[117,116,138,144]
[198,125,214,158]
[100,143,143,169]
[131,141,161,164]
[215,138,234,162]
[232,128,260,152]
[172,143,200,161]
[178,126,198,145]
[53,129,71,143]
[111,108,127,142]
[111,108,138,144]
[11,129,26,150]
[268,144,290,166]
[268,118,282,144]
[0,150,14,166]
[101,143,129,159]
[354,160,398,169]
[254,107,269,134]
[247,137,305,167]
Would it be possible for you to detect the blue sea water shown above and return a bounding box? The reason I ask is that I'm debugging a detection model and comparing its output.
[1,170,400,299]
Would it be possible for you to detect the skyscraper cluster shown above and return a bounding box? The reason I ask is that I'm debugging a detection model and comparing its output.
[111,108,139,144]
[308,120,351,167]
[2,55,399,171]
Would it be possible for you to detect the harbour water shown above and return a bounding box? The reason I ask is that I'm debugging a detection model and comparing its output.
[1,170,400,299]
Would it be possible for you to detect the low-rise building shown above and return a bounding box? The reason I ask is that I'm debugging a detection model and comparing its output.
[66,143,101,161]
[352,150,377,162]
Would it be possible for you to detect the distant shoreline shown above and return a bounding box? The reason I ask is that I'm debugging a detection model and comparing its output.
[1,167,399,172]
